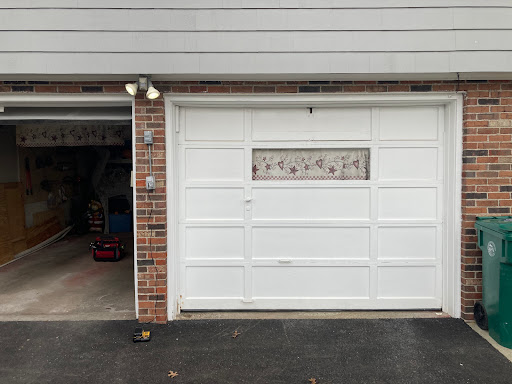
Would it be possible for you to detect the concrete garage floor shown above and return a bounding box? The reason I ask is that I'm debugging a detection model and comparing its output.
[0,233,135,321]
[1,318,511,384]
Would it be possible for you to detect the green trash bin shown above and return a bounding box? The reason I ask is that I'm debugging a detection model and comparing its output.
[475,216,512,348]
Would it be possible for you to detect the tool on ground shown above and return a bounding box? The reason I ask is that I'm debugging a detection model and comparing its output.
[133,327,151,343]
[89,236,125,261]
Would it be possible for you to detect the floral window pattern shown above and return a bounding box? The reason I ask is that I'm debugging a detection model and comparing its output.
[252,148,369,180]
[16,124,131,147]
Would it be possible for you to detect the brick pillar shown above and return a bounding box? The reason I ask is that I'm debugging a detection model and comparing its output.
[461,83,512,319]
[134,94,168,323]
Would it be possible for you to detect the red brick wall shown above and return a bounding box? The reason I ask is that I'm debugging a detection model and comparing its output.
[133,94,168,323]
[2,79,511,321]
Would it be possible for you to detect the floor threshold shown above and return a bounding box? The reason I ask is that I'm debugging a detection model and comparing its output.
[176,310,450,321]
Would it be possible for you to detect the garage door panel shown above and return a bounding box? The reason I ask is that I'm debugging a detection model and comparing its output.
[378,266,437,298]
[185,148,245,181]
[378,188,437,220]
[252,187,371,220]
[378,147,438,180]
[378,226,437,260]
[252,227,370,259]
[185,188,244,220]
[178,104,444,311]
[185,226,245,259]
[252,266,370,298]
[252,107,372,141]
[379,107,439,141]
[183,107,245,141]
[185,266,244,298]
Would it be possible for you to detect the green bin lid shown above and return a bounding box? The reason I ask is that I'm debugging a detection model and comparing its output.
[475,216,512,237]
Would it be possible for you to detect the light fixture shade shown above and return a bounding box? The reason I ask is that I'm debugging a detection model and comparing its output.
[125,82,138,96]
[146,86,160,99]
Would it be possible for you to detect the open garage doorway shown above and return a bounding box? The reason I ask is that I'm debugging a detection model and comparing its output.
[0,97,136,320]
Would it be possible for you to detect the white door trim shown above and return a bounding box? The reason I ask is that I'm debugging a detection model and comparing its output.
[0,93,140,318]
[164,93,463,320]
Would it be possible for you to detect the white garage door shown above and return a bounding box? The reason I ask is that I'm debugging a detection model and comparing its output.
[178,105,443,311]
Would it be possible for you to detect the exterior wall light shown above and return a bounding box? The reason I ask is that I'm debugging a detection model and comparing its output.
[125,75,160,99]
[146,83,160,99]
[125,82,138,96]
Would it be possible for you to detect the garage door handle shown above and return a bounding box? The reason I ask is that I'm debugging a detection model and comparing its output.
[245,197,253,202]
[278,259,292,263]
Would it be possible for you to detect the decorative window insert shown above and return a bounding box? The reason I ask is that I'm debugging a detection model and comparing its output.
[16,124,131,147]
[252,148,369,180]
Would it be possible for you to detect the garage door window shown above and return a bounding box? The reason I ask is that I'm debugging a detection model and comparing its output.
[252,148,369,180]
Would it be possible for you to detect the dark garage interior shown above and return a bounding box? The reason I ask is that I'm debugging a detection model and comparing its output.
[0,107,136,320]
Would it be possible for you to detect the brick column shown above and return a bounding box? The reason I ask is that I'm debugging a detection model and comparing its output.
[461,82,512,319]
[134,94,168,323]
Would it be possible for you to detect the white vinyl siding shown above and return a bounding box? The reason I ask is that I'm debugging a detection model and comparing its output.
[1,1,512,78]
[3,8,512,32]
[1,1,511,8]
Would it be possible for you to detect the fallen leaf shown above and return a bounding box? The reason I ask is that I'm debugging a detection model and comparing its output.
[168,370,179,378]
[308,379,317,384]
[232,331,241,338]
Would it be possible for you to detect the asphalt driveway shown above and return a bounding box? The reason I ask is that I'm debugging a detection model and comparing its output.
[1,318,510,384]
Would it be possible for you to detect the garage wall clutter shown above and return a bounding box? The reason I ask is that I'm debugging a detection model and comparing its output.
[0,119,134,267]
[0,79,505,323]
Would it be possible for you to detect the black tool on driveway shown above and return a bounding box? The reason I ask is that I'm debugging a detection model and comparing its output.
[133,327,151,343]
